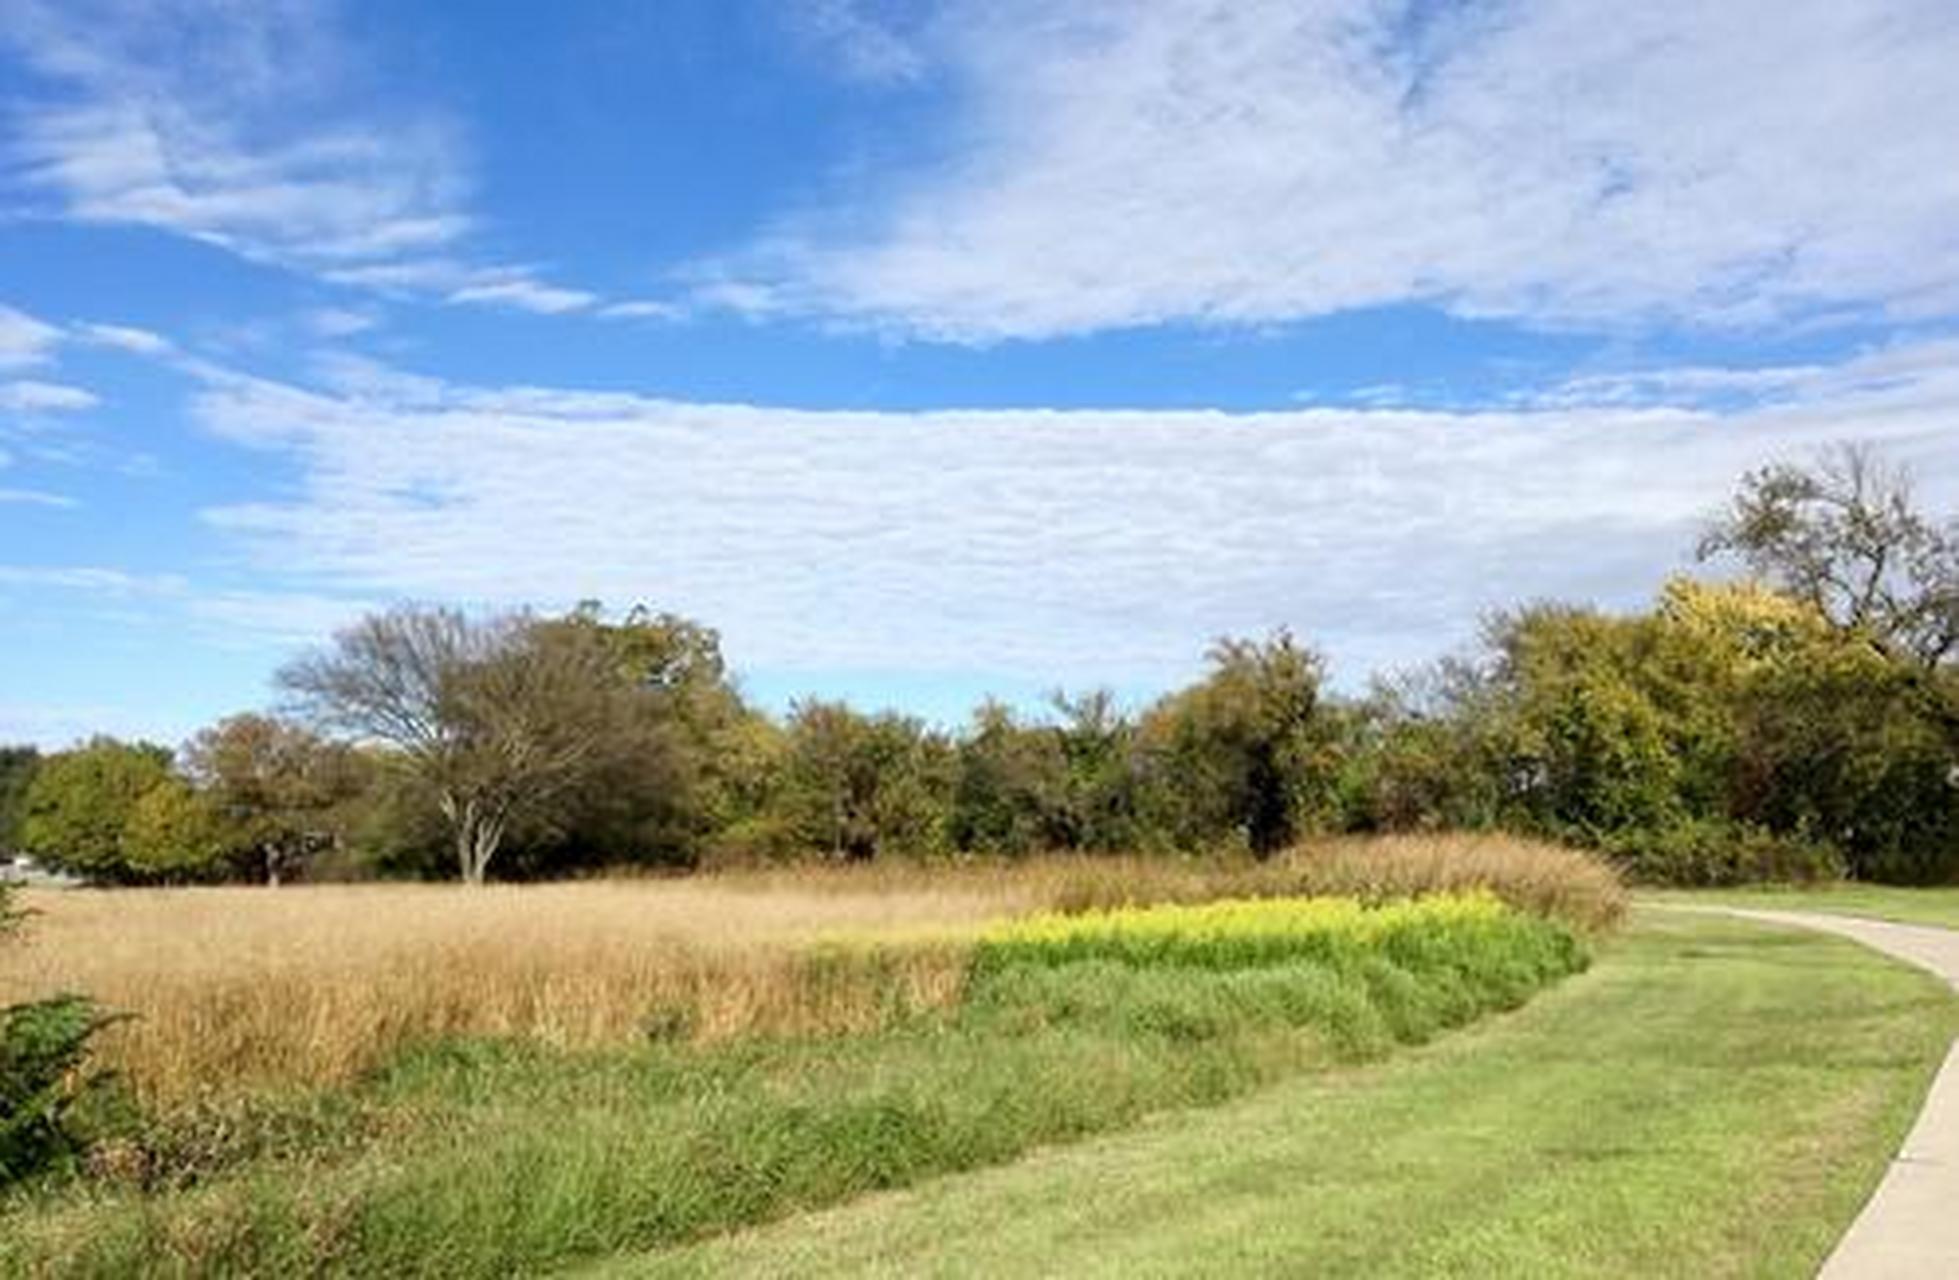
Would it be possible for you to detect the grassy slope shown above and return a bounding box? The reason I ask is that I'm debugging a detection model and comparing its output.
[0,899,1577,1277]
[1650,885,1959,931]
[618,910,1959,1279]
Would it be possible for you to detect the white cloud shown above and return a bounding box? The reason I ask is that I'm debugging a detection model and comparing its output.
[302,307,381,339]
[0,380,100,412]
[597,299,687,323]
[1,1,602,316]
[0,304,63,369]
[73,321,173,355]
[181,339,1959,691]
[788,0,931,86]
[722,0,1959,340]
[0,488,77,508]
[3,1,471,268]
[447,279,598,316]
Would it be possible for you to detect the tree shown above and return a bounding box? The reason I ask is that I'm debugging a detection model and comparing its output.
[1699,443,1959,668]
[122,779,237,880]
[1137,631,1332,856]
[280,606,639,884]
[773,701,953,860]
[182,715,368,886]
[16,739,174,882]
[0,746,38,855]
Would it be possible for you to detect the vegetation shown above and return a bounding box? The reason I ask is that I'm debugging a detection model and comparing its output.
[0,745,38,855]
[2,867,122,1191]
[9,448,1955,890]
[627,912,1959,1279]
[0,835,1615,1102]
[0,886,1582,1276]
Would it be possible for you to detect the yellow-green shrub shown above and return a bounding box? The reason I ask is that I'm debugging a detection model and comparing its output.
[976,891,1583,983]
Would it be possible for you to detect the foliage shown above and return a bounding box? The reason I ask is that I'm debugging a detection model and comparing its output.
[1135,631,1335,856]
[16,738,178,883]
[977,891,1580,979]
[0,745,39,853]
[1598,817,1844,887]
[182,715,369,886]
[1699,441,1959,667]
[0,995,123,1187]
[121,780,237,881]
[765,700,955,861]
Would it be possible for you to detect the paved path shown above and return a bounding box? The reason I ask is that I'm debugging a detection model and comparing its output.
[1699,909,1959,1279]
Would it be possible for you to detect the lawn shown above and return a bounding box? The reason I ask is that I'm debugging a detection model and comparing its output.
[611,909,1959,1279]
[1648,884,1959,932]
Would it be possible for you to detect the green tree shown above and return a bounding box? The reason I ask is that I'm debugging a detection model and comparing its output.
[122,779,237,880]
[0,746,38,855]
[1137,631,1332,856]
[16,739,174,882]
[774,701,953,860]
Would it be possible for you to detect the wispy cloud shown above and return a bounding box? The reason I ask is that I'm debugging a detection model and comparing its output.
[72,321,173,355]
[720,0,1959,341]
[787,0,932,86]
[3,0,469,267]
[0,380,100,412]
[446,279,599,316]
[0,0,620,319]
[0,304,64,369]
[178,339,1959,689]
[0,487,77,508]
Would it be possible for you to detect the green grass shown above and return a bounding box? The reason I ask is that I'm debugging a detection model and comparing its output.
[0,896,1579,1277]
[608,910,1959,1279]
[1648,884,1959,931]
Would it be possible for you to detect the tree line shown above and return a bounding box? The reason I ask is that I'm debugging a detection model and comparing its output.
[6,445,1958,887]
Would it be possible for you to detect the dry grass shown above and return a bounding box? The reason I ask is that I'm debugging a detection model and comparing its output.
[1,880,1017,1102]
[1036,834,1628,933]
[0,834,1620,1103]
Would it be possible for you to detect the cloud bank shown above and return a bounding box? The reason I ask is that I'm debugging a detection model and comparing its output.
[720,0,1959,340]
[181,339,1959,692]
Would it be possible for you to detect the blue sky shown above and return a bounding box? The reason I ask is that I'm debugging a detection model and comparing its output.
[3,0,1958,747]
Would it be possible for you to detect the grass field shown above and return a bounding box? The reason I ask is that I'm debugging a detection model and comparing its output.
[0,866,1589,1276]
[1649,884,1959,931]
[8,847,1949,1276]
[615,910,1959,1278]
[1,835,1622,1102]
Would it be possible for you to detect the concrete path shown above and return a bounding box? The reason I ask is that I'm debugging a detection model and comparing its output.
[1701,909,1959,1279]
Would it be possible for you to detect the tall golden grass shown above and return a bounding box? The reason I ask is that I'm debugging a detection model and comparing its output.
[1,834,1619,1103]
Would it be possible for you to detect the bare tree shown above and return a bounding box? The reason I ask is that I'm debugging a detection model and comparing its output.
[279,606,628,884]
[1699,443,1959,668]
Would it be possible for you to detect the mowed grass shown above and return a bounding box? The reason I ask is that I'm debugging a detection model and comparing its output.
[1649,883,1959,931]
[616,910,1959,1279]
[0,893,1583,1277]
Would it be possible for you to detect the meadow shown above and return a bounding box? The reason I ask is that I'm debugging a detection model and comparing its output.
[0,835,1615,1276]
[3,837,1951,1277]
[1,834,1623,1103]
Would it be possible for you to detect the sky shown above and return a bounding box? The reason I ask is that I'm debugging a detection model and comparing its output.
[2,0,1958,748]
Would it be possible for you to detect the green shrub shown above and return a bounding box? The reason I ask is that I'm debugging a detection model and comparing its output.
[1599,818,1845,886]
[1,995,124,1187]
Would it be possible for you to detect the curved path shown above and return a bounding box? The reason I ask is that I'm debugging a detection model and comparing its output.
[1707,909,1959,1279]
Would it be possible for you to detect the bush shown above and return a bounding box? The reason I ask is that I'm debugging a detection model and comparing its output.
[1598,818,1845,887]
[1,995,124,1187]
